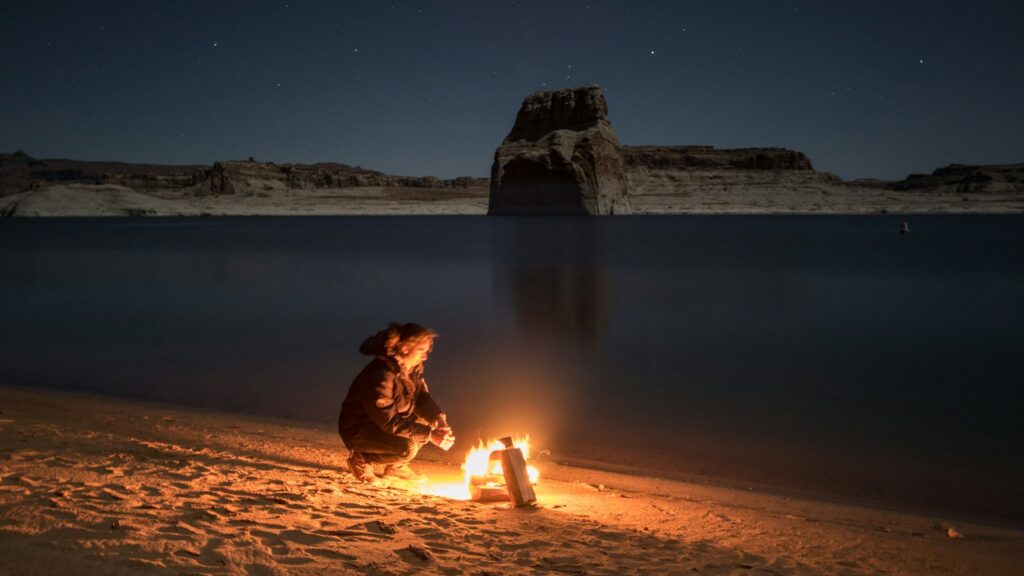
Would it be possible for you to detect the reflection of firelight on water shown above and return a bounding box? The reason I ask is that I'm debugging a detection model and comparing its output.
[421,436,539,501]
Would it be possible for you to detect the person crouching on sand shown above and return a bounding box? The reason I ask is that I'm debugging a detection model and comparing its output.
[338,323,455,483]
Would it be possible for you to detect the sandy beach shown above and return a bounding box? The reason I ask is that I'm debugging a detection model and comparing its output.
[1,385,1022,575]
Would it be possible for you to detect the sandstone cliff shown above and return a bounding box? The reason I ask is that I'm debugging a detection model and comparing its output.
[0,152,487,216]
[889,163,1024,195]
[0,153,484,198]
[620,145,1024,213]
[622,145,848,213]
[624,145,815,171]
[489,85,631,215]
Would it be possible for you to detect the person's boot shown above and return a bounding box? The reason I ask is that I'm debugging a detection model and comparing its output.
[347,452,377,483]
[382,463,426,482]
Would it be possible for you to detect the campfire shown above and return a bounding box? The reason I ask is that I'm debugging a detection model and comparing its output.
[422,435,539,506]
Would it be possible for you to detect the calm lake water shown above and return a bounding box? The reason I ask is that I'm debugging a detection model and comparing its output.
[2,216,1022,521]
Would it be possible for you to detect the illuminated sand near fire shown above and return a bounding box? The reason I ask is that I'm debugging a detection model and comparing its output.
[2,385,1023,575]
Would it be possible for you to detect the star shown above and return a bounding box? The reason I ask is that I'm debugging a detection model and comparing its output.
[918,58,925,64]
[650,50,655,55]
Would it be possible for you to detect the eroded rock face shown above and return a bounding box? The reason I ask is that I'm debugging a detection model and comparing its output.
[0,154,485,199]
[489,85,631,215]
[889,163,1024,194]
[621,145,846,213]
[623,146,815,171]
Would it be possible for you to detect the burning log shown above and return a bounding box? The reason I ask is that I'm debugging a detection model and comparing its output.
[467,436,537,507]
[497,437,537,507]
[420,435,539,503]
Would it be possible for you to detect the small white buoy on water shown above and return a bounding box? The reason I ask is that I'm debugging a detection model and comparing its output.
[900,221,909,234]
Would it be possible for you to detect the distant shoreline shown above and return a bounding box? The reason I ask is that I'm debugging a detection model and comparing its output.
[2,182,1022,217]
[3,151,1022,216]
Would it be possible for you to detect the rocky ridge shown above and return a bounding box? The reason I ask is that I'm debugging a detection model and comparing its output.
[622,146,1024,213]
[889,163,1024,194]
[623,145,816,171]
[0,152,488,216]
[0,152,485,198]
[621,145,847,212]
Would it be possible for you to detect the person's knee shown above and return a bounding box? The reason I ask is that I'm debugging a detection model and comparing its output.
[397,438,423,462]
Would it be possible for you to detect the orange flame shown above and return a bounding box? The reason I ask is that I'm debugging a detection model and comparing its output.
[421,436,539,500]
[463,437,539,485]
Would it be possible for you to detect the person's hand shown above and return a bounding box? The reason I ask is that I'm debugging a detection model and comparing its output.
[433,413,449,430]
[430,427,455,451]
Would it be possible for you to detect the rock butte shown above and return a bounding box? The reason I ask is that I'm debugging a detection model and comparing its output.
[488,85,631,215]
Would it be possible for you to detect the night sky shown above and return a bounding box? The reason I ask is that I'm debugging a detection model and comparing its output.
[2,1,1023,180]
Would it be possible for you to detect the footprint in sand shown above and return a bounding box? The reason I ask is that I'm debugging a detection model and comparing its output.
[481,527,523,539]
[12,474,44,488]
[411,526,452,541]
[542,555,588,573]
[588,527,628,543]
[86,464,122,476]
[103,484,134,496]
[328,503,385,520]
[279,529,334,546]
[313,520,399,543]
[304,548,357,561]
[40,507,79,522]
[171,546,203,559]
[8,450,44,462]
[139,485,163,498]
[354,520,397,535]
[42,455,77,468]
[398,514,454,533]
[265,492,306,507]
[153,526,198,542]
[395,544,432,564]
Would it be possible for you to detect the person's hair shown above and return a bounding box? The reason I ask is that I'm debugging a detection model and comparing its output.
[383,322,437,358]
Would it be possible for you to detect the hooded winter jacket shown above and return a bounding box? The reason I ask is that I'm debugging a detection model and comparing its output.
[338,330,444,443]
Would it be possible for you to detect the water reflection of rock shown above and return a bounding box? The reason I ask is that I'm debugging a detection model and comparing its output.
[493,219,609,355]
[470,219,611,453]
